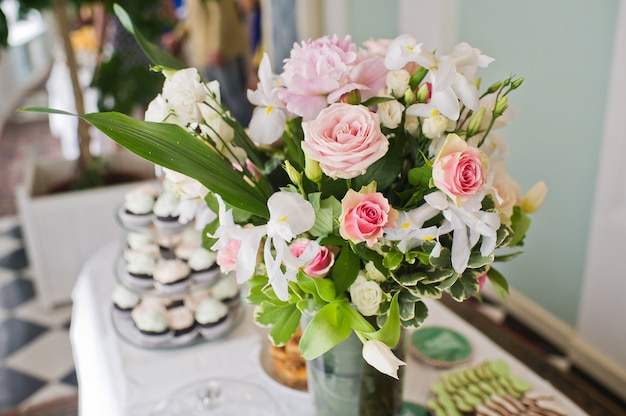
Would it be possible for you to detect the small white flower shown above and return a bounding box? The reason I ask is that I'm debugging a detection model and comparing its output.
[349,274,383,316]
[161,68,208,127]
[364,262,386,282]
[385,206,439,253]
[404,115,420,137]
[144,94,169,123]
[386,69,410,98]
[377,100,404,129]
[362,340,406,379]
[422,114,451,139]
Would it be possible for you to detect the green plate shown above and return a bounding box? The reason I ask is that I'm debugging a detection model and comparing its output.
[399,401,433,415]
[410,326,472,368]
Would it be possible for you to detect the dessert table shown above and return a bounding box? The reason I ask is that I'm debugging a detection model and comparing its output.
[70,242,588,415]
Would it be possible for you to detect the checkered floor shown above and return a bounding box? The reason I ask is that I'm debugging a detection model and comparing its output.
[0,216,77,412]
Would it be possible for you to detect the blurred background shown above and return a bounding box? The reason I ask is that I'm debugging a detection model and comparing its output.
[0,0,624,409]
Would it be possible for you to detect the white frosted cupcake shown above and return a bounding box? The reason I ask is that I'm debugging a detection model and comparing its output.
[188,248,220,285]
[152,192,183,232]
[166,306,198,345]
[156,233,181,259]
[211,274,241,310]
[111,284,140,318]
[131,305,172,346]
[195,298,232,339]
[153,259,191,295]
[119,185,158,229]
[125,251,157,290]
[174,227,203,261]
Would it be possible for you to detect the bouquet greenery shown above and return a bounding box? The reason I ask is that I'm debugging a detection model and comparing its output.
[38,27,546,378]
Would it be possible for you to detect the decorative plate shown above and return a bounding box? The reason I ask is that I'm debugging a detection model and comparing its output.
[410,326,472,368]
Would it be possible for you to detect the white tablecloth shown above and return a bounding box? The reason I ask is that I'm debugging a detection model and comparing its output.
[70,242,587,415]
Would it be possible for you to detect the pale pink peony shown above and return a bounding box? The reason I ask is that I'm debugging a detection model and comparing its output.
[432,134,487,206]
[289,240,335,278]
[302,103,389,179]
[340,188,398,247]
[278,35,387,120]
[216,239,241,273]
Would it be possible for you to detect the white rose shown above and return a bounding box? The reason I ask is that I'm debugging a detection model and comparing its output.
[404,115,420,137]
[490,168,520,226]
[144,94,170,123]
[386,69,410,98]
[161,68,208,127]
[199,106,235,147]
[349,274,382,316]
[365,262,386,282]
[378,100,404,129]
[422,114,450,139]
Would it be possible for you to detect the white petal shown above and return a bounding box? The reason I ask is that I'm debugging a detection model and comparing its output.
[267,192,316,239]
[362,340,406,379]
[233,225,267,283]
[248,106,287,145]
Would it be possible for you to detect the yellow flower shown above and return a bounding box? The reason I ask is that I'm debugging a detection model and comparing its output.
[522,181,547,213]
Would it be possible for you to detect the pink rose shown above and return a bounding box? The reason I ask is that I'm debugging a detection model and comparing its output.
[216,239,241,273]
[340,188,398,247]
[278,35,387,120]
[302,103,389,179]
[289,240,335,278]
[432,133,487,205]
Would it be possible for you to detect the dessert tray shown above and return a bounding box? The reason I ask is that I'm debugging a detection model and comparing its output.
[110,301,245,350]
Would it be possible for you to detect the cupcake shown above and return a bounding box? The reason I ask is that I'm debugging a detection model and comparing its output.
[156,233,181,259]
[152,192,183,232]
[211,274,241,310]
[188,248,220,285]
[131,304,172,346]
[195,298,232,339]
[183,288,211,311]
[111,284,141,318]
[153,259,191,295]
[124,232,160,261]
[125,251,157,290]
[119,185,158,229]
[173,227,203,261]
[166,306,198,345]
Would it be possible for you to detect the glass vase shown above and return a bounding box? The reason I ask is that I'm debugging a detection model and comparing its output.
[306,329,406,416]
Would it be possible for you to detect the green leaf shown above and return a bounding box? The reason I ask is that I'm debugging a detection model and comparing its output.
[401,301,428,328]
[114,4,184,69]
[361,96,395,107]
[0,10,9,49]
[296,272,336,303]
[421,268,455,284]
[395,272,425,286]
[331,245,360,294]
[383,250,404,271]
[429,246,452,268]
[494,251,523,263]
[408,165,432,188]
[80,112,270,218]
[299,302,352,359]
[259,304,302,346]
[449,276,480,301]
[363,292,401,347]
[414,281,443,299]
[508,206,531,247]
[467,251,494,268]
[487,267,509,300]
[353,143,403,191]
[309,195,342,237]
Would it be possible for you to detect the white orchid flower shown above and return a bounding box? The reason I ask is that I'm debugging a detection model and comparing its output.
[383,34,435,70]
[209,192,315,300]
[247,54,288,144]
[262,192,316,300]
[448,42,494,81]
[425,191,500,274]
[362,340,406,379]
[385,205,440,253]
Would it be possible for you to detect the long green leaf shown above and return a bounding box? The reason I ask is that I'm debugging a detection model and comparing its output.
[114,4,183,69]
[300,301,352,359]
[81,112,270,218]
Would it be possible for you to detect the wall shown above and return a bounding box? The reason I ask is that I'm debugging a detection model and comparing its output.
[455,0,618,327]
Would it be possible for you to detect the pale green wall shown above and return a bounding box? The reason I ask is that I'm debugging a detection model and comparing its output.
[456,0,618,326]
[346,0,619,326]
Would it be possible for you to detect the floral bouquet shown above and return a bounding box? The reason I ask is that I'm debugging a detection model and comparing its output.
[55,32,546,379]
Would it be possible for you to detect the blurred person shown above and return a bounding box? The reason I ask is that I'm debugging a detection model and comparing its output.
[164,0,253,126]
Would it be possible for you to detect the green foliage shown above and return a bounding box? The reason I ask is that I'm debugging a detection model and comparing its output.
[331,245,360,294]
